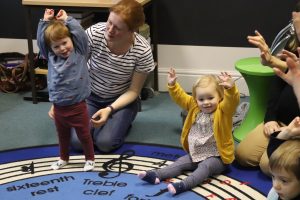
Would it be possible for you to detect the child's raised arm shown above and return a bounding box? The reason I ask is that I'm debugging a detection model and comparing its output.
[43,8,55,21]
[168,67,177,86]
[56,9,68,21]
[218,72,234,89]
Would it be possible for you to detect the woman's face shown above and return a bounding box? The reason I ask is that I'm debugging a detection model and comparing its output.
[105,12,132,43]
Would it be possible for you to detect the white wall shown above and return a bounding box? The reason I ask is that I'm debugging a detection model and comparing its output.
[157,45,261,96]
[0,39,260,96]
[0,38,39,54]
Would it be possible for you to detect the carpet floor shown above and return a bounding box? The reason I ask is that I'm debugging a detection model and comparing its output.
[0,142,272,200]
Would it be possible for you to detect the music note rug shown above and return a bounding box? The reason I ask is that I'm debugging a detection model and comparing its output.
[0,142,272,200]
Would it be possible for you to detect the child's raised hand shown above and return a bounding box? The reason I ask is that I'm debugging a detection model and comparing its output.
[218,72,234,89]
[44,8,55,21]
[56,9,68,21]
[168,68,177,86]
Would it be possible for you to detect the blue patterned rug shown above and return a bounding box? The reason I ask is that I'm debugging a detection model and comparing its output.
[0,142,271,199]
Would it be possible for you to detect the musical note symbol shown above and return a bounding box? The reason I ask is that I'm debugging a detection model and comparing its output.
[21,161,34,174]
[98,150,135,179]
[146,188,168,197]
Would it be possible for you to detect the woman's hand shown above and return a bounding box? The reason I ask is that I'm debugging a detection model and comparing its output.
[48,105,54,119]
[277,116,300,139]
[276,49,298,62]
[264,121,280,136]
[168,68,177,86]
[247,30,273,66]
[273,49,300,86]
[44,8,55,21]
[218,72,234,89]
[90,107,112,128]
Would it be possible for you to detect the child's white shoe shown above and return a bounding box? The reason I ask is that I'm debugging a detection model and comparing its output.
[84,160,95,172]
[51,159,68,170]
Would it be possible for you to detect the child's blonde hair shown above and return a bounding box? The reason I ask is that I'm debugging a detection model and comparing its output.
[269,140,300,181]
[192,75,224,100]
[44,20,71,47]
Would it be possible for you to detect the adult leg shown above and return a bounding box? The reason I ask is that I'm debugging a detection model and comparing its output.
[70,97,139,153]
[235,123,269,167]
[259,151,270,176]
[93,100,138,152]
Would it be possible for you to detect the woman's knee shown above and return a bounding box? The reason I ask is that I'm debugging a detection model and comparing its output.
[259,152,271,177]
[235,141,255,166]
[94,137,122,153]
[235,123,268,167]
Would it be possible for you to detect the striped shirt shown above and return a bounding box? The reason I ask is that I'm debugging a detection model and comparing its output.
[85,22,155,99]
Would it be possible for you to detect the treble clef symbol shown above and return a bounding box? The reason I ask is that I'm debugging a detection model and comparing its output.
[98,150,135,179]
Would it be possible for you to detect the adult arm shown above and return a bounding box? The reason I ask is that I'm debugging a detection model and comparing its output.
[263,75,286,135]
[247,30,287,71]
[248,30,291,135]
[273,48,300,106]
[267,116,300,158]
[91,71,147,128]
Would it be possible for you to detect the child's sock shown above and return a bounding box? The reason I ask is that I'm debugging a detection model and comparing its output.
[137,171,160,184]
[167,182,186,195]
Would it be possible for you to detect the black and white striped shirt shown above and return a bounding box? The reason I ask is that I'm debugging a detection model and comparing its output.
[86,22,155,99]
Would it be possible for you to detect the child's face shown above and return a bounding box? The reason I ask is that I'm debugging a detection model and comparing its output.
[271,168,300,200]
[50,37,74,58]
[195,84,221,114]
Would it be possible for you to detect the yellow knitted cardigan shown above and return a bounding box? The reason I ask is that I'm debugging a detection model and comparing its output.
[168,82,240,164]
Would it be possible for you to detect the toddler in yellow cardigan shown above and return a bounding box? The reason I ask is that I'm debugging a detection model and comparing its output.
[138,68,240,195]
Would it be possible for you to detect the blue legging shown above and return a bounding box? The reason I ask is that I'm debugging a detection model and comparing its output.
[155,154,226,190]
[70,93,139,152]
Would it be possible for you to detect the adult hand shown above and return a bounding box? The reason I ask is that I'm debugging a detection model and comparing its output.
[247,30,273,66]
[218,72,234,89]
[273,48,300,86]
[264,121,280,136]
[48,105,54,119]
[276,49,298,62]
[90,107,112,128]
[44,8,55,21]
[277,116,300,139]
[167,68,177,86]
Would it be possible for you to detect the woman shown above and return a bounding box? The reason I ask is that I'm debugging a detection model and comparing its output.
[235,11,300,176]
[68,0,155,152]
